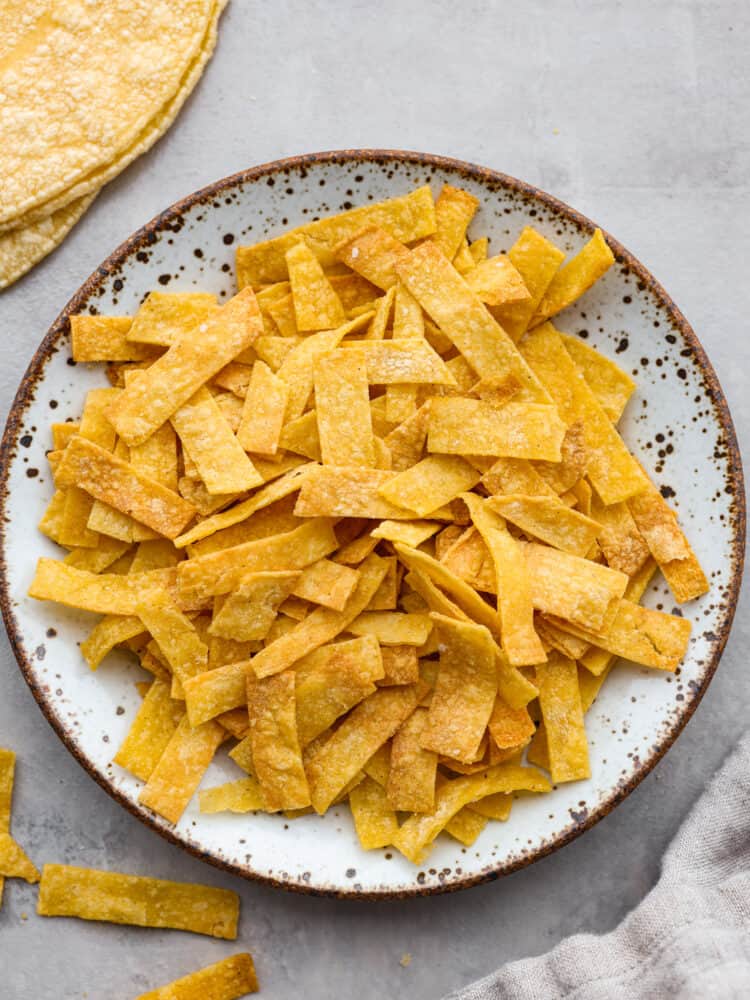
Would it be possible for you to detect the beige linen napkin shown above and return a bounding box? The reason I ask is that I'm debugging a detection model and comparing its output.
[446,733,750,999]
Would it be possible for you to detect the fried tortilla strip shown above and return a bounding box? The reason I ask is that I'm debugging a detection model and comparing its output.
[248,672,310,811]
[420,614,497,762]
[384,401,430,471]
[427,398,565,460]
[371,519,439,547]
[177,520,338,602]
[295,636,383,746]
[534,421,588,495]
[294,466,413,519]
[208,571,300,641]
[444,808,488,846]
[532,228,615,326]
[465,255,531,307]
[392,763,550,863]
[29,560,177,615]
[590,495,650,576]
[125,292,217,347]
[481,457,558,499]
[171,387,262,494]
[63,537,131,574]
[236,186,436,286]
[522,542,628,631]
[378,455,480,517]
[130,422,179,494]
[183,661,249,727]
[396,241,548,399]
[468,792,513,822]
[521,323,647,503]
[55,436,196,539]
[113,680,184,782]
[560,333,636,422]
[433,184,479,260]
[70,315,155,363]
[335,226,409,290]
[349,775,399,850]
[345,339,455,385]
[0,833,39,883]
[277,316,371,420]
[550,599,692,672]
[279,410,322,461]
[286,240,346,330]
[627,478,709,603]
[488,698,535,751]
[535,652,590,783]
[80,615,145,670]
[348,611,432,646]
[462,494,545,667]
[306,683,419,814]
[0,749,14,905]
[136,954,259,1000]
[488,494,600,558]
[37,864,239,939]
[492,226,565,340]
[108,288,262,445]
[378,645,419,685]
[251,553,389,678]
[292,558,360,612]
[136,593,208,685]
[387,707,437,812]
[199,778,266,814]
[175,463,315,548]
[314,349,375,467]
[366,285,396,339]
[139,716,225,824]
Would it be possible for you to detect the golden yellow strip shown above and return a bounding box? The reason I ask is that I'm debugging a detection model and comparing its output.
[70,315,155,362]
[387,707,437,812]
[139,716,225,824]
[396,240,549,398]
[427,398,566,460]
[306,683,419,814]
[344,339,455,385]
[532,228,615,326]
[136,954,259,999]
[590,494,650,576]
[108,288,263,446]
[136,593,208,685]
[465,255,530,307]
[560,333,635,422]
[171,387,262,495]
[183,661,248,727]
[0,748,14,906]
[129,422,179,492]
[199,778,266,814]
[481,457,558,498]
[348,611,432,646]
[378,455,480,517]
[209,571,299,641]
[292,558,359,612]
[286,240,346,331]
[80,615,145,670]
[113,680,184,781]
[349,776,399,850]
[177,520,338,603]
[294,466,413,519]
[335,226,409,290]
[236,186,436,286]
[125,291,217,347]
[249,672,310,810]
[535,652,590,783]
[251,553,389,679]
[236,361,288,455]
[63,537,131,573]
[488,494,601,558]
[0,834,40,883]
[433,184,479,260]
[56,436,196,539]
[445,808,488,846]
[29,560,177,615]
[371,519,439,547]
[314,349,376,467]
[492,226,565,340]
[37,864,239,939]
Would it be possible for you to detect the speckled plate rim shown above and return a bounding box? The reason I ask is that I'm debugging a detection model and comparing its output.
[0,149,745,899]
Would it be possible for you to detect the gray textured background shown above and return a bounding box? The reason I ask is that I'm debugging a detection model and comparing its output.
[1,2,748,997]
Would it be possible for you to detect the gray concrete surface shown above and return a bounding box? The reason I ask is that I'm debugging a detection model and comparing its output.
[1,2,748,997]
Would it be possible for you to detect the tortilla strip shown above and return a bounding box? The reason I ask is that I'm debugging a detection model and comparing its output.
[37,864,238,939]
[136,593,208,684]
[535,652,590,782]
[139,716,224,824]
[491,226,566,340]
[0,833,40,883]
[421,615,497,762]
[0,749,14,905]
[250,553,389,679]
[113,680,184,781]
[481,457,558,499]
[177,520,338,603]
[171,387,262,494]
[488,494,601,558]
[488,697,535,751]
[371,519,440,547]
[287,240,346,330]
[70,315,156,363]
[433,185,479,260]
[209,571,300,641]
[427,398,566,460]
[560,333,636,422]
[29,560,177,615]
[136,954,259,1000]
[306,683,419,814]
[108,288,262,445]
[532,228,615,326]
[249,672,310,811]
[348,611,432,646]
[292,558,360,612]
[392,763,550,863]
[80,615,145,671]
[56,436,196,539]
[199,778,266,814]
[396,241,549,399]
[314,349,376,467]
[344,339,455,385]
[349,776,399,850]
[378,455,480,517]
[386,708,437,812]
[294,466,414,519]
[590,494,650,576]
[236,186,436,287]
[465,254,530,307]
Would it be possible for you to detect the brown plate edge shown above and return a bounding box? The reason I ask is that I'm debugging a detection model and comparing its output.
[0,148,745,900]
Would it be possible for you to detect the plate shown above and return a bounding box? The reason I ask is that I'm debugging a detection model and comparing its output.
[0,150,744,898]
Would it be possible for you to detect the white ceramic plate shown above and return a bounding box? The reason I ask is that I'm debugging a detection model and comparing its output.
[0,151,744,898]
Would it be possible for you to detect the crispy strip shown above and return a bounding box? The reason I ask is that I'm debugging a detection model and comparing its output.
[314,349,376,467]
[70,315,154,362]
[29,560,177,615]
[287,240,346,330]
[113,680,184,781]
[0,833,40,883]
[427,398,566,460]
[335,226,410,290]
[371,519,440,547]
[378,455,480,517]
[56,436,196,539]
[349,611,432,646]
[235,360,289,456]
[37,864,238,938]
[80,615,145,670]
[199,778,266,814]
[125,291,217,347]
[249,672,310,811]
[488,698,535,750]
[294,466,413,519]
[136,954,259,999]
[345,339,455,385]
[0,749,13,904]
[532,228,615,326]
[560,333,635,422]
[136,593,208,684]
[108,288,263,445]
[292,558,360,611]
[465,254,531,306]
[139,716,225,824]
[349,775,399,850]
[433,184,479,260]
[591,494,650,576]
[488,494,601,557]
[208,571,300,641]
[491,226,565,340]
[387,707,437,812]
[535,652,590,782]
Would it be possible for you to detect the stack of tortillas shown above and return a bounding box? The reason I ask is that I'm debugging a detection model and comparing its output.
[0,0,227,289]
